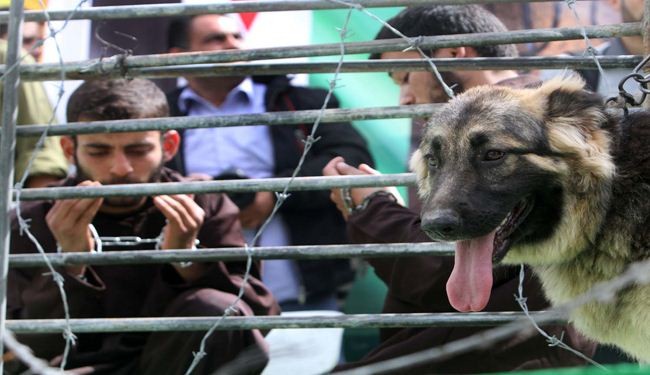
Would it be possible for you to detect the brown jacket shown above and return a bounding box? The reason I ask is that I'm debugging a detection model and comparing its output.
[337,193,596,373]
[7,168,279,370]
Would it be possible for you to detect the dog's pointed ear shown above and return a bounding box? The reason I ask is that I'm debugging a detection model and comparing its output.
[532,76,605,124]
[530,76,615,191]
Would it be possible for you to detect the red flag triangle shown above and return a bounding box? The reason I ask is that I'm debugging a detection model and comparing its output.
[231,0,257,30]
[239,12,258,29]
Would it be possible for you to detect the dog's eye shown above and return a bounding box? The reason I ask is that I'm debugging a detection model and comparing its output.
[425,154,438,169]
[484,150,505,161]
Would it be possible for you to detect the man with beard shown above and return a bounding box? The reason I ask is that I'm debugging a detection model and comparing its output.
[164,14,373,312]
[6,79,279,375]
[323,5,596,373]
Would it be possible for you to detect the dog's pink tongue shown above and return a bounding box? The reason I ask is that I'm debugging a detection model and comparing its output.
[446,231,495,312]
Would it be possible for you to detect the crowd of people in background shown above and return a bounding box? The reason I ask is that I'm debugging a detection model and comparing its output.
[1,0,642,373]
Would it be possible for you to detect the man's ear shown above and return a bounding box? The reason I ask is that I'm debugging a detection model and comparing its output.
[162,130,180,161]
[60,136,76,164]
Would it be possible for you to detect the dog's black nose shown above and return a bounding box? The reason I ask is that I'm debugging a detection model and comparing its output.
[421,209,462,239]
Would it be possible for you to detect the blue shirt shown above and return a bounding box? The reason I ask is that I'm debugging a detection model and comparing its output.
[179,78,274,178]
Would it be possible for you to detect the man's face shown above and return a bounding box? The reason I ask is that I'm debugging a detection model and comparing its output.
[22,21,46,61]
[380,50,464,104]
[187,14,244,52]
[67,130,166,211]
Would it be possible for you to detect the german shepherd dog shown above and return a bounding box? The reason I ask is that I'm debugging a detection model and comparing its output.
[412,77,650,361]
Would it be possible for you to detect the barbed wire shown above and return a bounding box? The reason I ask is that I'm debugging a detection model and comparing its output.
[2,330,67,375]
[514,265,606,370]
[184,6,355,375]
[564,0,609,89]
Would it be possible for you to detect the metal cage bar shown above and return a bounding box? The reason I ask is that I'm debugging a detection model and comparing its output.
[14,174,416,201]
[0,1,24,369]
[8,242,455,268]
[16,104,437,137]
[0,0,591,23]
[5,312,567,334]
[9,56,643,82]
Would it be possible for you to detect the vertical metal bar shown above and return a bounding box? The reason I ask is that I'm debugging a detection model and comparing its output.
[643,0,650,108]
[644,0,650,55]
[0,0,25,370]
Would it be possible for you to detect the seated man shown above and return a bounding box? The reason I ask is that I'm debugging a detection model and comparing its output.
[165,13,374,311]
[7,78,279,374]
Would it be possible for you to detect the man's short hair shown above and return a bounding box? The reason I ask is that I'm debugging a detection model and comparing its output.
[66,78,169,122]
[371,5,518,59]
[167,16,194,51]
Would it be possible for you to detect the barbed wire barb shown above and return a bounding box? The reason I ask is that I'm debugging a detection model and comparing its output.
[514,265,607,370]
[564,0,610,90]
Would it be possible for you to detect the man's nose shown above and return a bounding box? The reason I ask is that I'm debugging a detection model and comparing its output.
[399,86,415,105]
[223,34,242,50]
[110,153,134,176]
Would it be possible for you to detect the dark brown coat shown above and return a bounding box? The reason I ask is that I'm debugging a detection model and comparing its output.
[7,168,279,374]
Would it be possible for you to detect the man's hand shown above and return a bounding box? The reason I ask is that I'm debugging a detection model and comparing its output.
[153,194,205,250]
[153,194,206,282]
[323,157,404,220]
[45,180,103,276]
[238,191,275,229]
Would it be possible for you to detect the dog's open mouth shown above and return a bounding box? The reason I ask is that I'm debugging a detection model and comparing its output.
[492,197,535,263]
[446,196,534,313]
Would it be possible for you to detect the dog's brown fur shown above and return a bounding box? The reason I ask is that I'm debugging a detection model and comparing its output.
[414,77,650,361]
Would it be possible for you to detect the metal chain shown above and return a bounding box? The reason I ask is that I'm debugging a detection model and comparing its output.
[606,53,650,112]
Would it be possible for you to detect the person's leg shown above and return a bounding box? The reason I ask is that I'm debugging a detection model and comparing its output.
[137,288,269,375]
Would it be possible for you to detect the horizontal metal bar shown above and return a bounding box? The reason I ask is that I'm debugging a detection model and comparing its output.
[16,104,437,137]
[9,243,454,268]
[0,23,640,77]
[15,174,417,201]
[6,312,566,333]
[0,0,580,23]
[16,56,642,81]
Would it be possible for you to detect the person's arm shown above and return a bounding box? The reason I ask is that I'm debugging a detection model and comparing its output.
[8,198,107,321]
[323,157,456,311]
[157,192,280,317]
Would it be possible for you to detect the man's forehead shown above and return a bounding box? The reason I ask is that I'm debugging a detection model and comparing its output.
[77,131,161,146]
[22,21,42,36]
[191,14,241,35]
[379,50,421,60]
